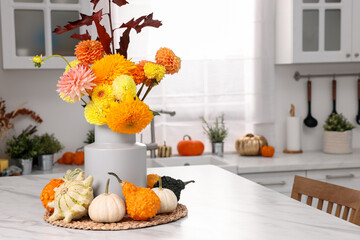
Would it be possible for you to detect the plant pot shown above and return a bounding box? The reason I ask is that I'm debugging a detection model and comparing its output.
[323,130,352,154]
[37,154,54,171]
[212,142,224,157]
[16,158,33,175]
[85,125,147,198]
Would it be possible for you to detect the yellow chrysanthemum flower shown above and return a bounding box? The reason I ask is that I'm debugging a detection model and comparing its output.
[143,62,166,82]
[59,93,75,103]
[31,55,43,68]
[112,75,137,102]
[106,96,153,134]
[84,101,106,125]
[65,60,81,73]
[91,54,137,87]
[92,84,115,109]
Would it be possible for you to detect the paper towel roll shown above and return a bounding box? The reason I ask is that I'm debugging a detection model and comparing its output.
[286,117,301,151]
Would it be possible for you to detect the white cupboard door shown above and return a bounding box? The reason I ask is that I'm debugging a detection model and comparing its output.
[293,0,352,63]
[351,0,360,60]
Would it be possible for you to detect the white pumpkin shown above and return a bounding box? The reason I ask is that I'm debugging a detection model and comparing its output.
[88,179,126,223]
[152,176,178,213]
[47,173,94,223]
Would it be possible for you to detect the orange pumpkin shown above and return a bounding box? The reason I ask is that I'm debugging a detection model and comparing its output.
[57,157,64,164]
[72,151,84,165]
[147,174,159,188]
[62,152,74,165]
[177,135,204,156]
[40,178,64,212]
[261,145,275,157]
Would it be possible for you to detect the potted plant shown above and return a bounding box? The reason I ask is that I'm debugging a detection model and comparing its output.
[323,113,355,154]
[33,133,63,171]
[200,114,228,157]
[5,125,37,174]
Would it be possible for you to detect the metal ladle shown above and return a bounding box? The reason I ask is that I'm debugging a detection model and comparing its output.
[304,79,318,128]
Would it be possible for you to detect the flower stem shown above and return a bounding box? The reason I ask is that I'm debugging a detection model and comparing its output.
[137,81,146,98]
[108,0,115,54]
[43,55,71,68]
[141,79,156,101]
[81,98,87,106]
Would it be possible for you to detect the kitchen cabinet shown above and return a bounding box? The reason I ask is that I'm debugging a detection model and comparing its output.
[0,0,90,69]
[276,0,360,64]
[307,168,360,190]
[241,168,360,197]
[240,170,306,195]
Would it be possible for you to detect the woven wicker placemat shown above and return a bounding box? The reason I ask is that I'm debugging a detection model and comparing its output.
[44,204,188,231]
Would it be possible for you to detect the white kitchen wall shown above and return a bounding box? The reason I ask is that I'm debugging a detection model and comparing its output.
[0,45,93,161]
[275,63,360,151]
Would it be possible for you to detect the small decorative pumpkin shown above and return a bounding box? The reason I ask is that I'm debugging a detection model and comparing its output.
[177,135,204,156]
[40,178,64,212]
[235,133,268,156]
[62,152,74,165]
[47,173,94,223]
[109,172,161,221]
[147,174,159,188]
[157,141,172,158]
[57,157,64,164]
[152,175,178,213]
[72,151,84,165]
[261,145,275,157]
[88,179,126,223]
[153,176,195,201]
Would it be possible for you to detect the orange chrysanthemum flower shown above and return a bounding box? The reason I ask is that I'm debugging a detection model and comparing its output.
[91,54,137,88]
[75,40,105,65]
[106,97,153,134]
[129,65,147,85]
[136,60,154,86]
[155,47,181,75]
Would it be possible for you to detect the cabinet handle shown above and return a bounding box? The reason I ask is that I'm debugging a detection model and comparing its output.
[325,174,354,179]
[355,53,359,57]
[257,180,286,186]
[346,53,351,58]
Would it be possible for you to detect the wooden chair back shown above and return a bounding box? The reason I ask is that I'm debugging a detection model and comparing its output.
[291,175,360,226]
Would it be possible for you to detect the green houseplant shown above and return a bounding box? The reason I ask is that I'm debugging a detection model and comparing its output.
[33,133,63,171]
[5,125,37,174]
[323,113,355,154]
[200,114,228,156]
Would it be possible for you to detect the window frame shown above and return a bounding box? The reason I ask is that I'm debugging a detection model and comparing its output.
[0,0,90,69]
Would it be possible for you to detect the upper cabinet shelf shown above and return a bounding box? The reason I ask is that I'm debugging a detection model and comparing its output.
[0,0,90,69]
[276,0,360,64]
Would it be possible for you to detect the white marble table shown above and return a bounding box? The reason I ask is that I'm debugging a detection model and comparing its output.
[1,165,360,240]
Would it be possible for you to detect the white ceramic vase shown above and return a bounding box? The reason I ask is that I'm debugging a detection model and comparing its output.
[85,125,147,198]
[323,130,352,154]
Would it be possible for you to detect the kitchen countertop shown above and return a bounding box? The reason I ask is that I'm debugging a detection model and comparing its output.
[1,165,360,239]
[213,149,360,174]
[30,149,360,176]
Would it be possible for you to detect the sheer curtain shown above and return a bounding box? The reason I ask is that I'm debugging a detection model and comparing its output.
[112,0,275,153]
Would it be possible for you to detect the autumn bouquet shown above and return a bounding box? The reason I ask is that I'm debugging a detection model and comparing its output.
[32,0,181,134]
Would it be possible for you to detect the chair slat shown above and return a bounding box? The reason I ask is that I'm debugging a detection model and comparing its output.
[306,196,313,206]
[327,202,334,214]
[335,204,342,217]
[349,208,356,222]
[342,206,350,220]
[317,199,324,210]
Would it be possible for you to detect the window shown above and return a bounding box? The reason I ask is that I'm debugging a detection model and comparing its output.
[0,0,90,69]
[112,0,275,152]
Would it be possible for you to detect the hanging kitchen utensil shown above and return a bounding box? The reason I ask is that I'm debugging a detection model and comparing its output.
[356,79,360,125]
[330,77,337,117]
[304,79,318,128]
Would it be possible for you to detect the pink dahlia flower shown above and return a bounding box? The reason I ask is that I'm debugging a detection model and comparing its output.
[57,64,96,102]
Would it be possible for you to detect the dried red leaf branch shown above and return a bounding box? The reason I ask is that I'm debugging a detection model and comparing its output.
[52,0,162,58]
